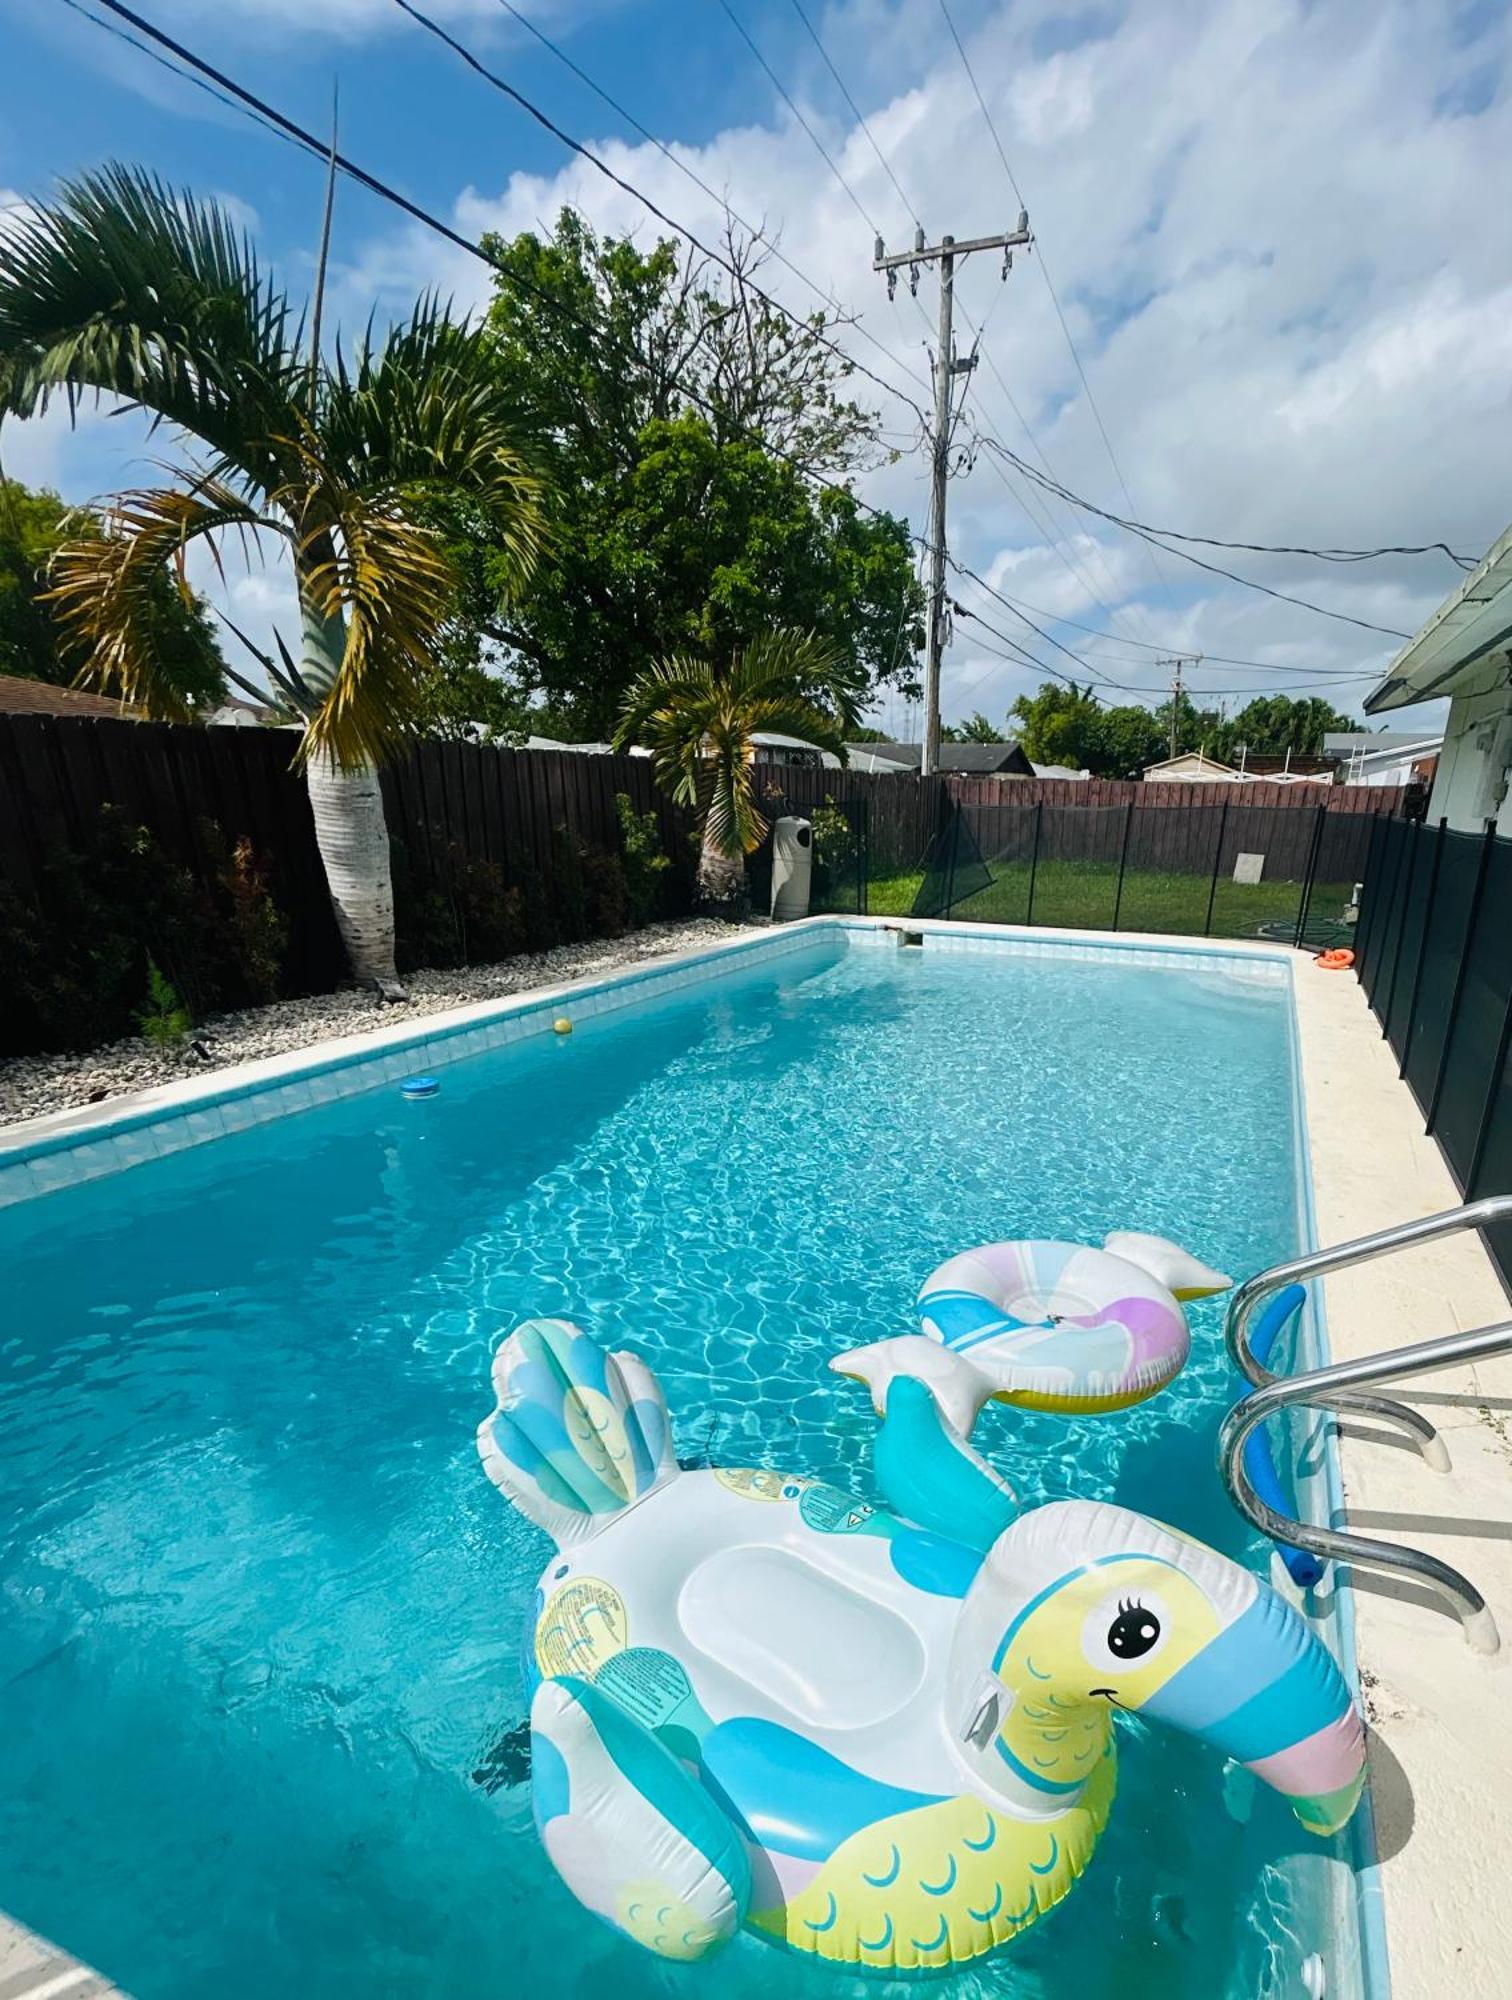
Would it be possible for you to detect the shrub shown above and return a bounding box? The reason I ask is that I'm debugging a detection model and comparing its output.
[135,957,192,1045]
[614,792,672,926]
[0,808,294,1057]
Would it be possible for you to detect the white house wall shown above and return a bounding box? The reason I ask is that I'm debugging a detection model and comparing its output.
[1428,664,1512,833]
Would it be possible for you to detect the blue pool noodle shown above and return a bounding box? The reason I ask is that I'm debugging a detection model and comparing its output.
[1239,1283,1326,1589]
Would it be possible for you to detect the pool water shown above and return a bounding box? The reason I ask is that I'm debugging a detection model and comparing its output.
[0,935,1341,1999]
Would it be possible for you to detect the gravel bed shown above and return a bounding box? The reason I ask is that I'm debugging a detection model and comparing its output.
[0,918,762,1130]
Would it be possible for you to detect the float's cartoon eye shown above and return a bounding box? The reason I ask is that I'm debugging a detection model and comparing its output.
[1081,1588,1172,1678]
[1107,1598,1161,1659]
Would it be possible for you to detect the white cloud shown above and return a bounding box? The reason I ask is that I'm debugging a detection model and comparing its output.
[9,0,1512,728]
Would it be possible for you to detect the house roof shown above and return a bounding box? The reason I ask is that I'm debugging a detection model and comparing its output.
[1366,520,1512,713]
[0,673,133,719]
[848,740,1033,775]
[1323,730,1443,756]
[1031,762,1089,780]
[1143,750,1239,778]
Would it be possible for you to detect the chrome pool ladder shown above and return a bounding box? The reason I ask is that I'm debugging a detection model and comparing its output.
[1219,1194,1512,1654]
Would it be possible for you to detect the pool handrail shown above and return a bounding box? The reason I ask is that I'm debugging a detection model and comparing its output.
[1221,1321,1512,1653]
[1225,1194,1512,1468]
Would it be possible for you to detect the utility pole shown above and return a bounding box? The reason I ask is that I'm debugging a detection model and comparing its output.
[875,217,1032,775]
[1154,655,1202,760]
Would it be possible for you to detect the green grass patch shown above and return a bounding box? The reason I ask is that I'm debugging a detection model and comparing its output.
[867,860,1356,941]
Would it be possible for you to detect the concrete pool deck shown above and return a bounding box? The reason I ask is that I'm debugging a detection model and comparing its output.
[1288,952,1512,2000]
[1,916,1507,1998]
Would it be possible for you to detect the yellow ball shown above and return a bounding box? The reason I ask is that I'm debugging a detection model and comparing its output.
[553,1017,573,1036]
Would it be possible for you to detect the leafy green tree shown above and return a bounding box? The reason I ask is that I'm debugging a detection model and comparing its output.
[1209,694,1361,762]
[0,475,226,705]
[0,166,544,989]
[1009,682,1104,769]
[616,628,853,915]
[956,711,1005,743]
[445,211,924,735]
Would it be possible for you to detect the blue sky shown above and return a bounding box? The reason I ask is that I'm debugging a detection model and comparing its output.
[3,0,1510,732]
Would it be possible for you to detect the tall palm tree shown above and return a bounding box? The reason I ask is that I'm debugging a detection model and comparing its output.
[0,166,544,991]
[615,629,856,915]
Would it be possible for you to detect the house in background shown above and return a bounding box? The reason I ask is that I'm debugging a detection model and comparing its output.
[1030,761,1090,781]
[1365,523,1512,833]
[0,673,135,718]
[1142,749,1239,783]
[845,740,1034,777]
[1324,730,1443,790]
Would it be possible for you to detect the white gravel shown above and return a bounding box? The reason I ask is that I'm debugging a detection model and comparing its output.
[0,918,761,1129]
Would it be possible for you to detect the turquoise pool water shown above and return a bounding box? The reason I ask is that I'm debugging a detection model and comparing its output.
[0,934,1341,1998]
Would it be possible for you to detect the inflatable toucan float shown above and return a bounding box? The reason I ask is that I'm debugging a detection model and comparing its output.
[477,1232,1366,1975]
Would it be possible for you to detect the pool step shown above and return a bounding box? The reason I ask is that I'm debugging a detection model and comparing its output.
[0,1913,124,2000]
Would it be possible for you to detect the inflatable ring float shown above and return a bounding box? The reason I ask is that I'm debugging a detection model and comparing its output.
[479,1316,1365,1974]
[1317,948,1355,971]
[917,1232,1231,1414]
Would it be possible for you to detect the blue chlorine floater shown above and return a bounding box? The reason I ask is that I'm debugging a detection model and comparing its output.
[400,1076,440,1100]
[1241,1282,1326,1589]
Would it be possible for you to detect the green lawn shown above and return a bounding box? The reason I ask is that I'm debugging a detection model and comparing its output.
[864,859,1356,943]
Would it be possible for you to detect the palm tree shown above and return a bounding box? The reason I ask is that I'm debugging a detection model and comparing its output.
[0,166,544,991]
[615,629,856,916]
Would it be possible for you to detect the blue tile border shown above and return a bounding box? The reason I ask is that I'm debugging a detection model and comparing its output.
[0,917,1296,1208]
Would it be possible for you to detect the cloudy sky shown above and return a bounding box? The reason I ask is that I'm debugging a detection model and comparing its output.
[3,0,1509,733]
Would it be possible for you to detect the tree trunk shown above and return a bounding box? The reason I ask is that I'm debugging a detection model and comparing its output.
[305,754,403,990]
[298,573,403,993]
[696,824,750,921]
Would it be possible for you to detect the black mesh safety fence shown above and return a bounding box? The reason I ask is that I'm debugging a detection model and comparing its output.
[908,797,1378,948]
[1358,816,1512,1299]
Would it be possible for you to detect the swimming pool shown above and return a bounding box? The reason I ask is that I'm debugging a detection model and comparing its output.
[0,923,1373,1998]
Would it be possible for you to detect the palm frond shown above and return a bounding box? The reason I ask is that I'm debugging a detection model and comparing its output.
[316,298,547,600]
[0,164,299,484]
[282,441,461,769]
[44,476,267,719]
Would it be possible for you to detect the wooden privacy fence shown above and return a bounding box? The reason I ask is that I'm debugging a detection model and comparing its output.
[0,716,1413,1039]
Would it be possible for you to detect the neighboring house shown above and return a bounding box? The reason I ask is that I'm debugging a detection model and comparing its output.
[842,746,916,775]
[206,696,286,728]
[1365,522,1512,834]
[750,730,828,769]
[525,735,650,757]
[1030,762,1089,781]
[0,673,135,718]
[845,740,1034,777]
[1323,730,1442,790]
[1142,750,1239,783]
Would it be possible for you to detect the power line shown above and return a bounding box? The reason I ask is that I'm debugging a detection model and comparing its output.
[388,0,930,425]
[716,0,875,235]
[978,438,1414,639]
[60,0,318,154]
[784,0,922,231]
[486,0,932,398]
[936,0,1182,624]
[57,0,1401,710]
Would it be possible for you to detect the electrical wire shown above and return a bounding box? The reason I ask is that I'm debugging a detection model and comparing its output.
[784,0,922,231]
[387,0,930,426]
[936,0,1182,620]
[486,0,932,398]
[60,0,1397,710]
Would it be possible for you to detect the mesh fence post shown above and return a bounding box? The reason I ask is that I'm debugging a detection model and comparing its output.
[859,797,869,916]
[1111,801,1134,931]
[1025,800,1043,927]
[1467,968,1512,1196]
[943,792,959,918]
[1292,803,1327,950]
[1353,815,1388,973]
[1398,817,1447,1078]
[1204,799,1229,937]
[1379,819,1423,1035]
[1426,820,1497,1135]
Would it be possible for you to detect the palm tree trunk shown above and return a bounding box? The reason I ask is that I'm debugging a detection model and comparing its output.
[696,824,750,919]
[298,580,404,993]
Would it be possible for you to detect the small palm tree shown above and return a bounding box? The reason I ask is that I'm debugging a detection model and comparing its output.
[0,166,544,990]
[615,629,856,915]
